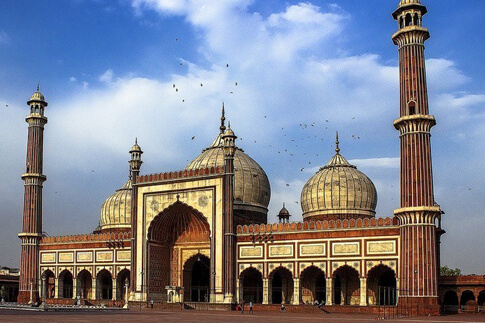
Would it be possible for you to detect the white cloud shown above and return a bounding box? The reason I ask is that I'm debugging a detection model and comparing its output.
[349,157,400,169]
[99,69,114,83]
[69,76,77,82]
[82,81,89,90]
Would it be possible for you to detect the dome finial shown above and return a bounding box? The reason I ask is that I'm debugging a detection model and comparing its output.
[335,131,340,154]
[135,137,138,145]
[220,102,226,133]
[37,82,40,92]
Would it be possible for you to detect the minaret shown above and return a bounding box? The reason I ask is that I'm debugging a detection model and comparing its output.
[129,138,143,180]
[129,139,142,296]
[392,0,441,315]
[18,85,48,304]
[222,121,236,303]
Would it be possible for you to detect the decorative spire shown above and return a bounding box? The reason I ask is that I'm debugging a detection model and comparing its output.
[135,137,138,145]
[335,131,340,154]
[37,82,40,92]
[220,102,226,133]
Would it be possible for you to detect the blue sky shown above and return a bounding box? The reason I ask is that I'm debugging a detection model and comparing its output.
[1,0,484,274]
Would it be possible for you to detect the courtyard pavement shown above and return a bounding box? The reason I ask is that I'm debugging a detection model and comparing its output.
[1,309,485,323]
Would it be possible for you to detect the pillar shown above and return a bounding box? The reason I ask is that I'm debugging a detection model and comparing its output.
[72,278,77,299]
[293,278,300,305]
[55,278,60,299]
[236,278,240,302]
[360,278,367,306]
[112,278,117,300]
[262,279,269,304]
[326,278,333,305]
[92,278,97,300]
[268,279,273,304]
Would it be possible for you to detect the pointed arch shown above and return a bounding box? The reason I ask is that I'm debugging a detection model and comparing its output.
[300,265,326,304]
[269,266,294,304]
[147,201,211,300]
[240,267,263,303]
[333,265,360,305]
[58,269,73,299]
[366,264,396,305]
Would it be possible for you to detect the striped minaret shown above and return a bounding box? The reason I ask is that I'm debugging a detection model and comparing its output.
[392,0,441,315]
[18,85,48,304]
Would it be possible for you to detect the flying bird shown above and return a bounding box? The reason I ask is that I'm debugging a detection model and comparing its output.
[286,183,290,187]
[173,84,176,88]
[200,83,203,87]
[235,82,238,86]
[226,63,229,67]
[191,136,195,140]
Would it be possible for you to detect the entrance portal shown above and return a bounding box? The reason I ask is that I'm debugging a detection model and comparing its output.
[147,201,211,301]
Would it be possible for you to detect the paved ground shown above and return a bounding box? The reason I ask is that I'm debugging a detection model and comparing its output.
[1,309,485,323]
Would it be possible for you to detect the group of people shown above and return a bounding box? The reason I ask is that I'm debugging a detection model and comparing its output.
[239,300,254,314]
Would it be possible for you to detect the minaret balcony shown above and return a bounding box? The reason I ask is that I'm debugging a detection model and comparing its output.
[392,26,429,46]
[393,114,436,134]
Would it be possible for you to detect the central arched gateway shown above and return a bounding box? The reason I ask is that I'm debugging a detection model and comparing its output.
[147,201,211,302]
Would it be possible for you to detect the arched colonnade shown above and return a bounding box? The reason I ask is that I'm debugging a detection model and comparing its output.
[238,264,397,306]
[40,267,131,301]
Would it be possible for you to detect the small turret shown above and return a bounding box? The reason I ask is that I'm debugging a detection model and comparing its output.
[277,203,291,223]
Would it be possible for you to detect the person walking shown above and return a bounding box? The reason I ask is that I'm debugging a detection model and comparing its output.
[150,298,154,309]
[240,300,245,314]
[249,301,254,314]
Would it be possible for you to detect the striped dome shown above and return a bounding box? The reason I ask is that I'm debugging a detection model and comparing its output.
[100,180,132,230]
[185,133,271,215]
[300,144,377,221]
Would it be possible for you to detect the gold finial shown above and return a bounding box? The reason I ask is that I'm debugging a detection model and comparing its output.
[335,131,340,154]
[220,102,226,133]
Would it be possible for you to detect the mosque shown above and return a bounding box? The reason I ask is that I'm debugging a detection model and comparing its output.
[15,0,482,316]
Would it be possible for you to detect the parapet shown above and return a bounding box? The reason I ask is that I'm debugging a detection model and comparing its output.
[236,217,398,234]
[136,166,224,184]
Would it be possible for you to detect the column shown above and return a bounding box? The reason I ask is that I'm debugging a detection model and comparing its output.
[92,278,97,300]
[112,278,117,300]
[326,278,333,305]
[268,279,272,304]
[72,278,77,299]
[293,278,300,305]
[360,278,367,306]
[236,278,240,302]
[262,279,269,304]
[55,278,60,299]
